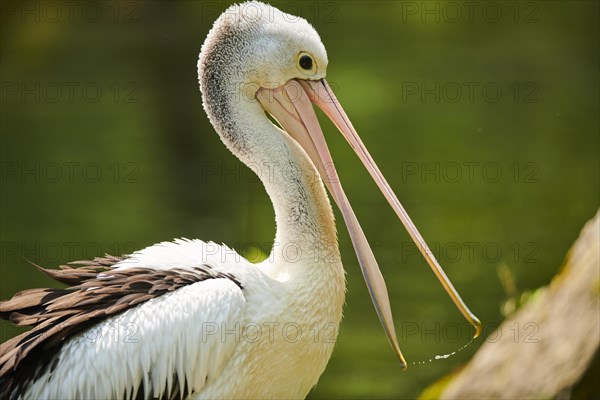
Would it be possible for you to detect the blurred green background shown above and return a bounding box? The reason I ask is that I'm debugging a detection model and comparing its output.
[1,1,598,398]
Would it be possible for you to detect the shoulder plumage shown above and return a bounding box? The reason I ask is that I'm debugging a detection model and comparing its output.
[0,242,245,399]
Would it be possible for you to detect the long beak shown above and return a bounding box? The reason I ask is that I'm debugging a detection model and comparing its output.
[256,79,481,369]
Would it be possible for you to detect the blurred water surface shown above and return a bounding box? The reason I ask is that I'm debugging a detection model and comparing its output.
[1,1,598,398]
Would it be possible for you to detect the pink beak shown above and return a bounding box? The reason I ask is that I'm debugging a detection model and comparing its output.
[256,79,481,369]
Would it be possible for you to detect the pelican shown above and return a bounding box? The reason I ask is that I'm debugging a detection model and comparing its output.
[0,2,480,399]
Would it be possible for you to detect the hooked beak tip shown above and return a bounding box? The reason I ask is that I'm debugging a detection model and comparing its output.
[472,316,482,339]
[400,360,408,371]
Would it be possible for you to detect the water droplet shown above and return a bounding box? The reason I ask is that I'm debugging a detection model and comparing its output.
[411,338,475,366]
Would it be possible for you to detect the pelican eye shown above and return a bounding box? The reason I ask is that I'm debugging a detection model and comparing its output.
[299,55,313,70]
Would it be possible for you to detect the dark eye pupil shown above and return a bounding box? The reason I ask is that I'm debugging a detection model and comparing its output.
[299,55,313,70]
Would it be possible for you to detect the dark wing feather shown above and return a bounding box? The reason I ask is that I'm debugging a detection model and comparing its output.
[0,255,243,399]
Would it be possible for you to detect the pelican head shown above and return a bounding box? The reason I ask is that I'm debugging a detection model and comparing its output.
[198,1,480,369]
[199,2,327,96]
